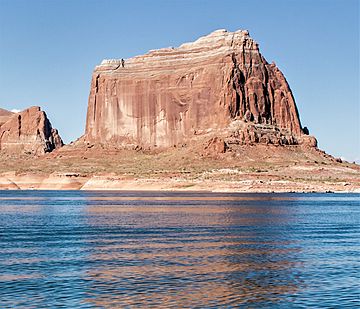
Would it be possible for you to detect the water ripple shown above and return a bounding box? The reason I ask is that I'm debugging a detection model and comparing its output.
[0,191,359,308]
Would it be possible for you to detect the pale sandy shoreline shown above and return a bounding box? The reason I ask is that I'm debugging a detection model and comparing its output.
[1,173,359,193]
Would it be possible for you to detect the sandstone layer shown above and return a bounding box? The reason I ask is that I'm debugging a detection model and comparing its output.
[0,106,63,155]
[83,29,315,149]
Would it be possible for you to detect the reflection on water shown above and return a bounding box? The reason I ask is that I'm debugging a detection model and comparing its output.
[0,191,359,308]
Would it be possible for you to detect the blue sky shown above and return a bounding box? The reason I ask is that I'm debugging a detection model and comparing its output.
[0,0,359,162]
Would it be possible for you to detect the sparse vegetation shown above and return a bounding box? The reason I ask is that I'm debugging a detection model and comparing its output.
[0,141,359,192]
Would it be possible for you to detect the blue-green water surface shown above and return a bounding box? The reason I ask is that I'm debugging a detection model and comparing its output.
[0,191,359,308]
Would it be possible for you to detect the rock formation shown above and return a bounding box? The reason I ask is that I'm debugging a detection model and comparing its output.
[0,108,14,126]
[0,106,63,155]
[83,29,316,149]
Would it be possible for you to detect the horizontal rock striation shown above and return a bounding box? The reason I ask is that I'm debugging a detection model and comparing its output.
[0,106,63,155]
[84,29,314,148]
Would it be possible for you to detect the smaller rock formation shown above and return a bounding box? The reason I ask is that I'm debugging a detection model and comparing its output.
[0,108,14,126]
[225,120,297,146]
[0,106,63,155]
[203,137,227,156]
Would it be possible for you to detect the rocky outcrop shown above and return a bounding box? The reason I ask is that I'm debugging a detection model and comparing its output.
[203,137,227,156]
[0,106,63,155]
[83,29,315,148]
[0,108,14,126]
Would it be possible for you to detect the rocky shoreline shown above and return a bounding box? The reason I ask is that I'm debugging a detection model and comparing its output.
[1,140,359,192]
[1,176,358,192]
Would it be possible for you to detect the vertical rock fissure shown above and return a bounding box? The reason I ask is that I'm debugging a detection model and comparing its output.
[17,115,21,137]
[230,53,246,118]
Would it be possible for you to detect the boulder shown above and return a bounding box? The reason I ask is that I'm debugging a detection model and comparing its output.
[299,135,318,148]
[203,137,227,156]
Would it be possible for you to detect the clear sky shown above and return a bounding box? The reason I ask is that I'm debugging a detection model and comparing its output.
[0,0,359,162]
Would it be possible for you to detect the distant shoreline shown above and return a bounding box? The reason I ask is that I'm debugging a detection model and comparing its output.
[1,173,359,193]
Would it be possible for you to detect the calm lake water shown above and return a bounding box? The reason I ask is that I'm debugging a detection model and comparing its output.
[0,191,359,308]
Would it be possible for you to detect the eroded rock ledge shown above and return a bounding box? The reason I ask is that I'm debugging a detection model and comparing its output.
[83,29,316,149]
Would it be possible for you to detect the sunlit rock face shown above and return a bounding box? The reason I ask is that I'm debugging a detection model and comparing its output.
[84,29,313,148]
[0,106,63,155]
[0,108,14,126]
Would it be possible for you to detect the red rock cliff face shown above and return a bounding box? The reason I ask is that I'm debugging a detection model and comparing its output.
[0,108,14,126]
[0,106,63,155]
[84,29,309,148]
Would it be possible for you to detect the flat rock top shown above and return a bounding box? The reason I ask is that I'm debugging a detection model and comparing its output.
[95,29,255,73]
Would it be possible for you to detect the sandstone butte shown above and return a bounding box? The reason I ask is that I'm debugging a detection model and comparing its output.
[0,106,63,155]
[82,29,317,149]
[0,29,359,192]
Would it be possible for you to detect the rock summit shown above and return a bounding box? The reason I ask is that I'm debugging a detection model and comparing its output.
[83,29,316,149]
